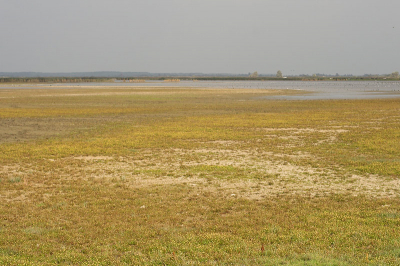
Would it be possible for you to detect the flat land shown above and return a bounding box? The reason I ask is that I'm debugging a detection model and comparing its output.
[1,86,399,265]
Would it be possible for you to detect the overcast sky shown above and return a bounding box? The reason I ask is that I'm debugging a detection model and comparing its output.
[0,0,399,75]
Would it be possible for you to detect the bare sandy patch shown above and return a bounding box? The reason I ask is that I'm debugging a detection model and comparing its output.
[3,144,399,202]
[260,127,350,134]
[73,156,114,161]
[46,148,400,199]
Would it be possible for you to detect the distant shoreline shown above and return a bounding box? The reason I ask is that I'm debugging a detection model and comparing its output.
[1,76,400,84]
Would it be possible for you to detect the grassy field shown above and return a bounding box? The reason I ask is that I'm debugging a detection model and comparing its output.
[0,86,399,265]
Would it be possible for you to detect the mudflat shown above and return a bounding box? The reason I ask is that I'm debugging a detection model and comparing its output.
[1,85,399,265]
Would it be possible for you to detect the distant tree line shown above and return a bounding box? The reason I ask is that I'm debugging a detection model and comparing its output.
[1,73,399,83]
[0,77,114,83]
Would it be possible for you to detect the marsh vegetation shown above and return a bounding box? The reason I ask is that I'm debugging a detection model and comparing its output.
[0,86,399,265]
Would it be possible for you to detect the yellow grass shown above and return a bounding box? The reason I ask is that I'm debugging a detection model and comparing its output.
[0,86,399,265]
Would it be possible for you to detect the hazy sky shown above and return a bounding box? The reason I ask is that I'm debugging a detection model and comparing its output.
[1,0,399,75]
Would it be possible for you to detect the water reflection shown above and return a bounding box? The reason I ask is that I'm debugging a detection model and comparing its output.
[2,80,400,100]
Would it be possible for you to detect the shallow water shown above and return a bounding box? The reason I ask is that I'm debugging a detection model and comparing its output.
[2,80,400,100]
